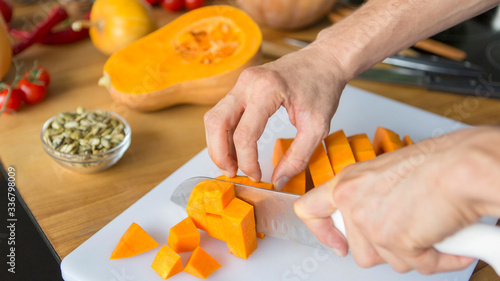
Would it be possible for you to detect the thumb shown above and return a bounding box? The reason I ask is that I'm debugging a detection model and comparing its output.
[294,177,348,256]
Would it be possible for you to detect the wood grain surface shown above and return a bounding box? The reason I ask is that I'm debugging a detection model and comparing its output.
[1,2,499,280]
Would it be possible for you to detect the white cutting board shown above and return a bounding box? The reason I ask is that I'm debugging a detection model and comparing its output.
[61,86,492,281]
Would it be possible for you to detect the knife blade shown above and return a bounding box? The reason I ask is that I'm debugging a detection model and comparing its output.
[171,177,500,274]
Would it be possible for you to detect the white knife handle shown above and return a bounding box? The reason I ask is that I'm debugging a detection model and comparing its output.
[330,210,500,275]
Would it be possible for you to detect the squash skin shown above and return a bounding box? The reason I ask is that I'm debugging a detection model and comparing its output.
[236,0,337,30]
[105,49,261,111]
[0,17,12,79]
[102,5,262,111]
[90,0,156,55]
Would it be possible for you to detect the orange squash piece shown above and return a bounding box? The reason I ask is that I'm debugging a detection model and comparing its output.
[308,143,335,187]
[151,245,183,279]
[402,135,414,146]
[206,213,226,241]
[203,180,235,215]
[222,198,258,259]
[186,183,208,231]
[184,246,221,279]
[101,5,262,111]
[168,217,200,253]
[348,133,376,162]
[110,222,159,260]
[324,130,356,174]
[215,175,269,239]
[216,175,274,190]
[372,126,404,155]
[272,138,306,195]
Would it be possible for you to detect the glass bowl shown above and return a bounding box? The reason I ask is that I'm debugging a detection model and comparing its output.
[40,109,131,174]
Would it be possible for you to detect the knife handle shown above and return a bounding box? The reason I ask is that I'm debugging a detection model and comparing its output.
[330,210,500,275]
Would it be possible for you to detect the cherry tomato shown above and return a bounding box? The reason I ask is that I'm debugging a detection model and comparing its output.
[143,0,159,6]
[0,86,23,112]
[0,0,12,23]
[161,0,184,12]
[17,78,47,105]
[25,65,51,86]
[184,0,204,10]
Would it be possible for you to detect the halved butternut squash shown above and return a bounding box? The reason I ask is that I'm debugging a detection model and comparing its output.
[101,5,262,111]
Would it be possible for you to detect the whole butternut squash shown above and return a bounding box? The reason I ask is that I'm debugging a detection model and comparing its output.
[236,0,337,30]
[0,16,12,79]
[100,5,262,111]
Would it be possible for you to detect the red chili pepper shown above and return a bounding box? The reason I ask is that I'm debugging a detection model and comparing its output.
[12,6,68,55]
[11,27,89,45]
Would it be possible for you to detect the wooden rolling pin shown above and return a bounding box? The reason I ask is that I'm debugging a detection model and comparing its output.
[328,6,467,61]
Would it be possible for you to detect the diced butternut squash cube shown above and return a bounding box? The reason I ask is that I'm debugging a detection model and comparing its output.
[151,245,183,279]
[222,198,257,259]
[273,138,306,195]
[372,126,404,155]
[348,133,376,162]
[324,130,356,174]
[168,217,200,253]
[308,143,335,187]
[206,213,226,241]
[402,135,413,146]
[110,222,159,260]
[256,232,265,239]
[203,181,235,215]
[184,247,221,279]
[186,184,208,231]
[216,175,274,190]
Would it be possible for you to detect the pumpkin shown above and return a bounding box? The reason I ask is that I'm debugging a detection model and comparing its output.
[0,16,12,80]
[186,179,258,260]
[236,0,337,30]
[99,5,262,111]
[73,0,156,55]
[110,222,159,259]
[151,245,183,279]
[167,217,200,253]
[184,246,221,279]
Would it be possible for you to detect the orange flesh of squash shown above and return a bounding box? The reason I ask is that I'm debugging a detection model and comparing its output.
[184,246,221,279]
[222,198,258,259]
[403,135,414,146]
[272,138,306,195]
[324,130,356,174]
[206,213,226,241]
[216,175,274,190]
[168,217,200,253]
[203,180,235,215]
[215,175,270,238]
[372,126,404,155]
[110,222,159,260]
[151,245,183,279]
[103,5,261,94]
[308,143,335,187]
[348,134,376,162]
[186,183,208,231]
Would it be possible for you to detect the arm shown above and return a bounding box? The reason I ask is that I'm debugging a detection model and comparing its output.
[295,126,500,273]
[204,0,500,189]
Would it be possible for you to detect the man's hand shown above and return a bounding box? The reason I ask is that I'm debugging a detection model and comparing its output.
[295,127,500,274]
[204,43,348,188]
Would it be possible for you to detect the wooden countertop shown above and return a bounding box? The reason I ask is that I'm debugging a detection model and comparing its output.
[1,2,499,280]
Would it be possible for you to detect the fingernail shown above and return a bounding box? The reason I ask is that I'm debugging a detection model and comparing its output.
[331,247,344,257]
[274,176,290,191]
[248,176,258,182]
[219,169,232,178]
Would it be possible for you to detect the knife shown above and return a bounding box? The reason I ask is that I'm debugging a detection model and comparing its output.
[171,177,500,275]
[280,38,500,98]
